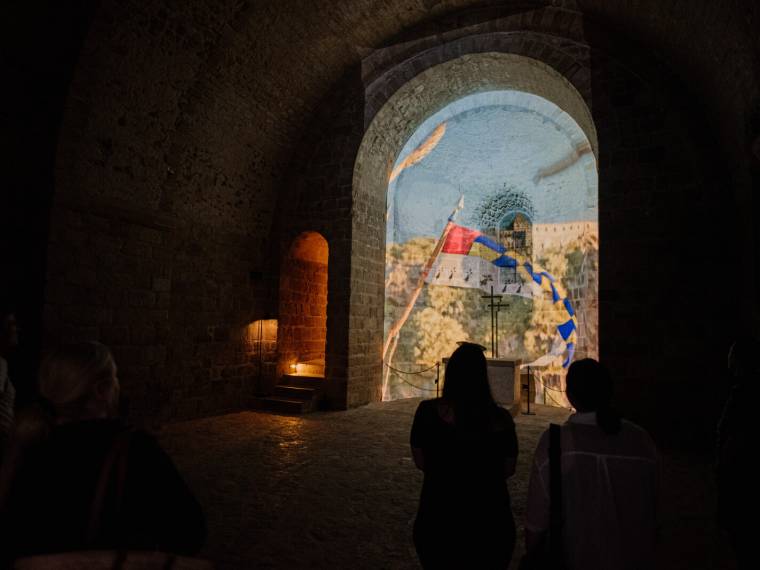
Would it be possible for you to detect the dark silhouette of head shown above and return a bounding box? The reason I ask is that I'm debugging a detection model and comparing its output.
[39,341,120,422]
[566,358,621,435]
[442,342,496,428]
[728,335,760,381]
[11,342,120,447]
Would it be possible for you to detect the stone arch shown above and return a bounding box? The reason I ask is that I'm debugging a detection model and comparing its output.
[30,0,743,442]
[351,52,598,403]
[277,231,329,380]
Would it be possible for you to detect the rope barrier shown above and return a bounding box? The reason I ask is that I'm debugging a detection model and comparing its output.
[531,371,566,393]
[383,361,440,393]
[544,389,568,408]
[398,376,438,392]
[382,361,439,375]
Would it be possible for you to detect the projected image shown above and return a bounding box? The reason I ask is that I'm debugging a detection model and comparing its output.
[383,91,598,405]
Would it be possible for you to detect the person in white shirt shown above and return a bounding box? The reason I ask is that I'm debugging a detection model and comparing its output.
[524,358,658,570]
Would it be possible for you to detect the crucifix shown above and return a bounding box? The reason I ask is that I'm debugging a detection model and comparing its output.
[481,286,503,358]
[493,298,510,358]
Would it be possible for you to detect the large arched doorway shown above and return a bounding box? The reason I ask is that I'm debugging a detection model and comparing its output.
[382,90,598,404]
[352,53,598,406]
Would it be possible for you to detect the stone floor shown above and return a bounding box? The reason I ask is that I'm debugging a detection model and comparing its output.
[159,399,735,569]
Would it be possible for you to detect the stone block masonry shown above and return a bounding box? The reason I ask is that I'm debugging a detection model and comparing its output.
[32,0,755,442]
[43,196,277,423]
[277,254,328,383]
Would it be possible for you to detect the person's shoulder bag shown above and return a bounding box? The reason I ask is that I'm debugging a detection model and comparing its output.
[519,423,567,570]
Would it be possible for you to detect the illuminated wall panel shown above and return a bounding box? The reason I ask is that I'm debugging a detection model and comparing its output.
[383,91,598,404]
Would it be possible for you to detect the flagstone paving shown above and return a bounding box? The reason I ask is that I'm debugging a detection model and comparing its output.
[159,399,734,569]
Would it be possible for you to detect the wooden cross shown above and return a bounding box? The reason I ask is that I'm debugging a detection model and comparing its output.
[480,286,503,358]
[493,298,510,358]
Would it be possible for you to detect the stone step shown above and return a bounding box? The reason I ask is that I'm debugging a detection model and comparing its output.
[274,385,317,400]
[280,373,324,389]
[253,396,314,414]
[253,374,325,415]
[298,361,324,376]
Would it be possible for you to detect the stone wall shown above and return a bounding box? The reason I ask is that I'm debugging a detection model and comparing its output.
[43,194,276,423]
[301,6,741,448]
[279,258,327,364]
[350,38,598,410]
[587,36,738,449]
[245,318,278,398]
[276,233,328,384]
[5,0,754,443]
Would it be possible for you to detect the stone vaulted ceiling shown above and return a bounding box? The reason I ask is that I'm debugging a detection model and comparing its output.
[57,0,758,253]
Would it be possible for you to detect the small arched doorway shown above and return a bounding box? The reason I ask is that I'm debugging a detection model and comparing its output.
[277,231,329,380]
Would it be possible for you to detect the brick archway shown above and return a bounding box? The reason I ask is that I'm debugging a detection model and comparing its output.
[351,52,597,404]
[277,232,329,380]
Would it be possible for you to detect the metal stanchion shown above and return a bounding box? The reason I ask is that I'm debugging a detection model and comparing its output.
[522,365,535,415]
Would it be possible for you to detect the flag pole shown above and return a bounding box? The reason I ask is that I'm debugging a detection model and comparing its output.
[383,196,465,360]
[382,196,464,400]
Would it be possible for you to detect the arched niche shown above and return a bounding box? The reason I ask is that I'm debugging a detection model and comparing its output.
[277,231,329,380]
[350,52,598,403]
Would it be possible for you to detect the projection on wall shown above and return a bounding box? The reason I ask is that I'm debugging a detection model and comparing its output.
[383,91,598,405]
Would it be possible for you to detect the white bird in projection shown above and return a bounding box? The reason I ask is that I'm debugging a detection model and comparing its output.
[386,122,448,222]
[388,122,447,183]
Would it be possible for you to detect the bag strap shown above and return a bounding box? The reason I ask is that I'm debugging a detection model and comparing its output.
[548,423,563,550]
[86,429,134,545]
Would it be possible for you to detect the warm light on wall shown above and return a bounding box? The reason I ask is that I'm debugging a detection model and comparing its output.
[247,319,278,343]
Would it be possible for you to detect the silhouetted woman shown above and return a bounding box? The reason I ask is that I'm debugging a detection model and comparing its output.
[524,358,658,570]
[410,342,518,569]
[0,341,206,563]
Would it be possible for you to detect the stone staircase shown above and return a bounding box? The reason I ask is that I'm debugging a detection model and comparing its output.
[254,359,325,414]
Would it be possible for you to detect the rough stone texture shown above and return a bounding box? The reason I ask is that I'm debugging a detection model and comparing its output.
[42,198,271,422]
[3,1,756,434]
[158,400,734,569]
[244,318,278,397]
[351,51,596,407]
[276,232,328,383]
[297,8,739,449]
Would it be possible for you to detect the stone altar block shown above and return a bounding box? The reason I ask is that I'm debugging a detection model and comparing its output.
[442,357,522,416]
[485,358,522,416]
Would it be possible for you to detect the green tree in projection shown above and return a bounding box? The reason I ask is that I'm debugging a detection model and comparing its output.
[523,232,598,384]
[384,231,598,400]
[562,231,599,359]
[524,248,569,373]
[385,236,533,398]
[384,237,438,398]
[385,237,435,314]
[411,285,490,367]
[497,295,533,359]
[411,307,467,367]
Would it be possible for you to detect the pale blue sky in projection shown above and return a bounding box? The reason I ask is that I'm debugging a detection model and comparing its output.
[387,90,597,243]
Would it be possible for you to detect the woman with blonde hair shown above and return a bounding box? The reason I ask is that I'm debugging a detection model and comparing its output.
[0,341,206,563]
